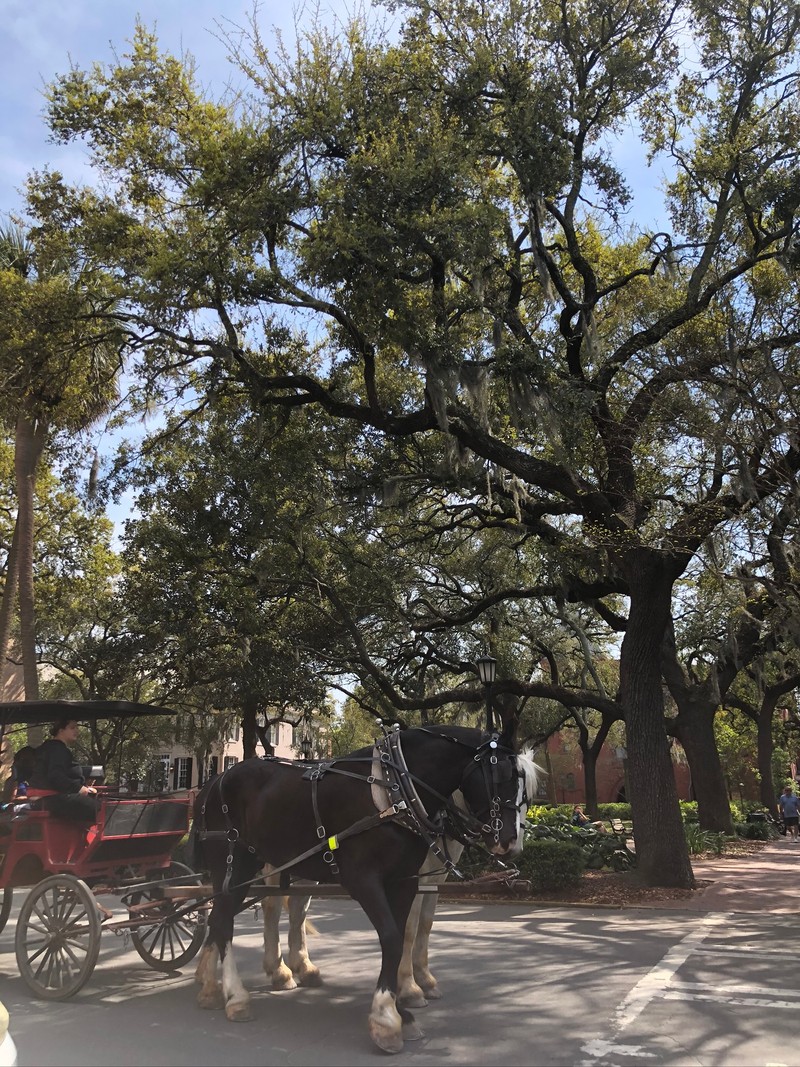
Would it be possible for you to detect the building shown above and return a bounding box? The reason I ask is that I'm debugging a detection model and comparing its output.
[535,730,692,805]
[152,719,299,793]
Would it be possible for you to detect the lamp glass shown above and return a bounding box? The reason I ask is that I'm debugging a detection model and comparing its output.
[476,655,497,686]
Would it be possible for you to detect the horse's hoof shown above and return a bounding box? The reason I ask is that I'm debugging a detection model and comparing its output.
[369,1025,404,1054]
[402,1018,425,1041]
[297,965,323,988]
[421,985,442,1001]
[225,1000,253,1022]
[268,964,297,991]
[197,987,225,1011]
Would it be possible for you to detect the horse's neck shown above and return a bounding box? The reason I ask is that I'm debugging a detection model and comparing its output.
[402,734,471,805]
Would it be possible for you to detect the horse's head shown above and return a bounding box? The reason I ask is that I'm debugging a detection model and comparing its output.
[459,729,540,857]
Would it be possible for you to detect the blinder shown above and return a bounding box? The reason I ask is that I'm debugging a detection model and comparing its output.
[460,734,524,847]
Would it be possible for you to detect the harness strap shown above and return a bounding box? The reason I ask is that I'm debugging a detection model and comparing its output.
[212,799,410,899]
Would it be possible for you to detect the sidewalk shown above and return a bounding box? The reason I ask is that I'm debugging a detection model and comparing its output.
[638,836,800,913]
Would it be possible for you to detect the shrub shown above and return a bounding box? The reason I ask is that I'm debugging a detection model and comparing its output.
[684,823,727,855]
[516,839,586,891]
[734,819,777,841]
[680,801,699,823]
[596,802,632,820]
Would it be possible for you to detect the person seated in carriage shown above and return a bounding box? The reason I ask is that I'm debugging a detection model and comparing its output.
[29,719,99,823]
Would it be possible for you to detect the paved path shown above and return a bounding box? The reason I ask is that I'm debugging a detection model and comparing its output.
[638,837,800,914]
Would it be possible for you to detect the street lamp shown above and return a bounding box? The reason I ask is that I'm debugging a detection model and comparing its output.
[475,654,497,733]
[300,714,314,760]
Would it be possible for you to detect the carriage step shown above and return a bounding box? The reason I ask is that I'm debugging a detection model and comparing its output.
[162,883,440,900]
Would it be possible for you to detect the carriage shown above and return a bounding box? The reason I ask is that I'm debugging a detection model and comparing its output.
[0,699,207,1001]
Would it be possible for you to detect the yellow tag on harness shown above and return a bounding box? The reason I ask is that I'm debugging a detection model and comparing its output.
[328,835,339,851]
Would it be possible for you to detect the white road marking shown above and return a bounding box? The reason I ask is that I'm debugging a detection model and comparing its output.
[579,912,731,1065]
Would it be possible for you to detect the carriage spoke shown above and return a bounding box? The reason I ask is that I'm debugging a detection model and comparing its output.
[16,875,101,1000]
[129,863,206,972]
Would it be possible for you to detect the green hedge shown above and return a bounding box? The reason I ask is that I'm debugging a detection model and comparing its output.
[527,802,632,822]
[516,839,586,891]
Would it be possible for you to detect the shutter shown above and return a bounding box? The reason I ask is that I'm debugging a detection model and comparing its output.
[172,760,179,790]
[186,757,193,788]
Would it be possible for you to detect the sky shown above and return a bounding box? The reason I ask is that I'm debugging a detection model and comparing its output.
[1,0,359,217]
[1,1,361,540]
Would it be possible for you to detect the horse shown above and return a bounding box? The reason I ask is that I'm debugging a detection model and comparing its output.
[191,722,537,1054]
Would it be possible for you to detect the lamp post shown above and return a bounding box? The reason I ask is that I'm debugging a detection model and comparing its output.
[476,654,497,733]
[300,714,314,760]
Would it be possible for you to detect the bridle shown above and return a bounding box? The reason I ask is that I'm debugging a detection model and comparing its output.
[459,733,524,847]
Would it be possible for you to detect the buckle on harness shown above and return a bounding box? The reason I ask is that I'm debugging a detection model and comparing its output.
[379,800,407,819]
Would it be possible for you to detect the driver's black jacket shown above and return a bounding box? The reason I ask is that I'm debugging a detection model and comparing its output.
[30,739,84,794]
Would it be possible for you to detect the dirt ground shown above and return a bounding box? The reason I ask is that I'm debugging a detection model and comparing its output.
[438,838,768,907]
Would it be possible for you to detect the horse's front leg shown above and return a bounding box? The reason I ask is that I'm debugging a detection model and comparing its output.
[407,840,464,1004]
[286,893,322,987]
[199,895,252,1022]
[195,939,224,1009]
[357,877,422,1054]
[262,868,296,990]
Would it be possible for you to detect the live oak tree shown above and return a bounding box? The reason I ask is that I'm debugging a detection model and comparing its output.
[34,0,800,885]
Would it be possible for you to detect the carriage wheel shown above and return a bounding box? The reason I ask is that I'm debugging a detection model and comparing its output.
[0,888,12,935]
[15,875,101,1000]
[129,861,207,972]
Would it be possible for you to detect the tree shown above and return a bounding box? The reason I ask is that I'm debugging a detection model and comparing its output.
[0,218,123,706]
[37,0,800,885]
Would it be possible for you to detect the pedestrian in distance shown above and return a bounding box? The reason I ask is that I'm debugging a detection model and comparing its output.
[778,785,800,842]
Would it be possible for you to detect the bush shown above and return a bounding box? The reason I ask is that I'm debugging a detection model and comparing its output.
[684,823,727,855]
[734,819,777,841]
[516,839,586,891]
[596,802,632,820]
[680,801,699,823]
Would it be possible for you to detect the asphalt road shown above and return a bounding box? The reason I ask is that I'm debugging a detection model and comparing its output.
[0,894,797,1067]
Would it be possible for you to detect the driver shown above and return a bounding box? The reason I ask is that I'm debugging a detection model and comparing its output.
[30,719,99,823]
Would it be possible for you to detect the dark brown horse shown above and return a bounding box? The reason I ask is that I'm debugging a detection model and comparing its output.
[191,723,537,1053]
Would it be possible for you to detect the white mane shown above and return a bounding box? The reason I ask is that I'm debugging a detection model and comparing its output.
[517,745,545,802]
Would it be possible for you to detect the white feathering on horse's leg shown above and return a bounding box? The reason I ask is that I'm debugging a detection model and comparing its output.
[368,988,404,1054]
[222,945,253,1021]
[262,896,296,990]
[195,943,225,1010]
[287,895,322,986]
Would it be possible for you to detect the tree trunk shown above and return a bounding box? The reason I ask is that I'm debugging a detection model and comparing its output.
[0,517,20,694]
[675,706,733,832]
[757,691,779,814]
[580,717,612,817]
[14,411,47,716]
[620,550,694,888]
[241,699,258,760]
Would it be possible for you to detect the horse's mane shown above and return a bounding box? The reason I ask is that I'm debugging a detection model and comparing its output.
[517,745,544,802]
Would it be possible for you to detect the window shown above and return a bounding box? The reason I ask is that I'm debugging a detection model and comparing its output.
[223,756,238,771]
[269,724,278,747]
[175,757,192,789]
[227,723,240,743]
